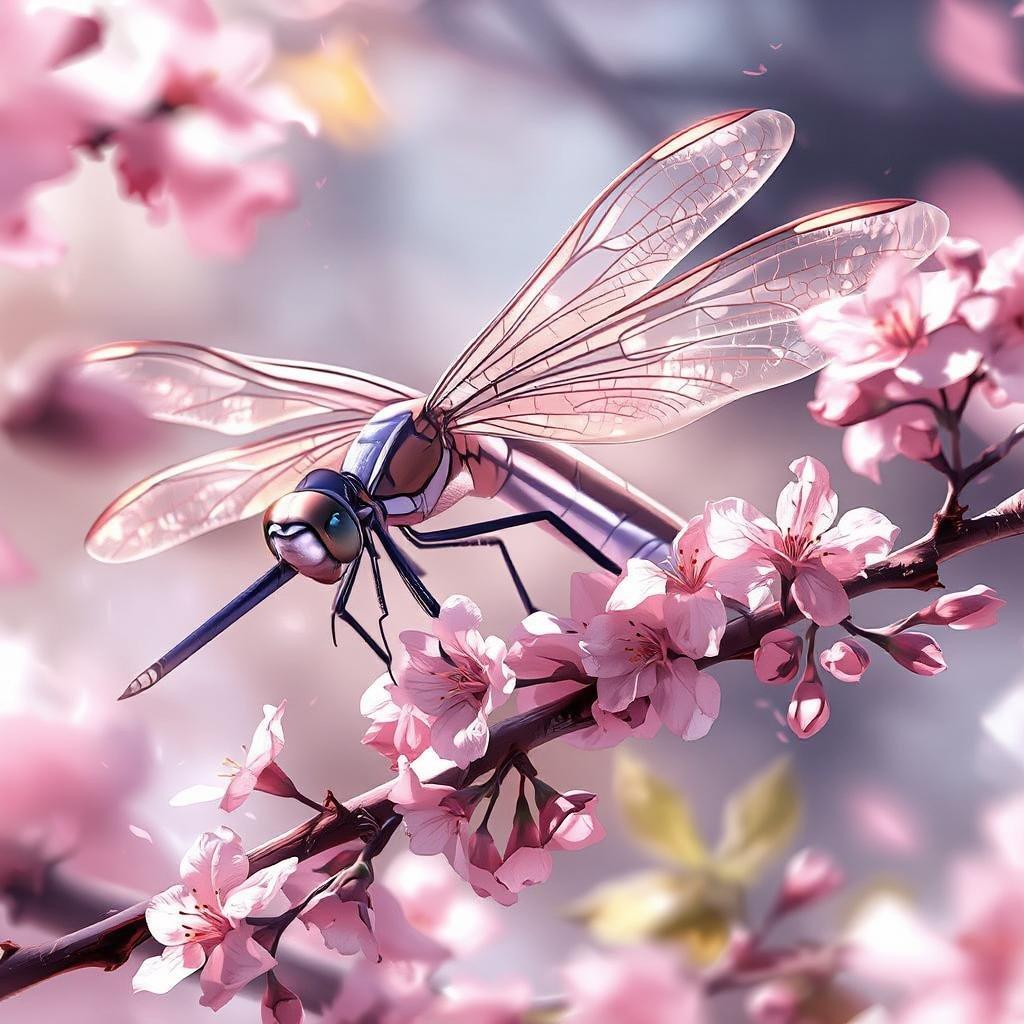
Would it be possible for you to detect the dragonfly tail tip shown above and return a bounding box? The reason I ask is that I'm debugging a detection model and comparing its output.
[117,665,161,701]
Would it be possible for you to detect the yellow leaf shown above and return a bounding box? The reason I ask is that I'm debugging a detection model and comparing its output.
[714,756,801,882]
[613,749,710,868]
[567,870,690,945]
[277,40,384,148]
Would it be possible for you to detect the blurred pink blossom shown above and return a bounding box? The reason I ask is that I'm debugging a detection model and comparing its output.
[560,946,706,1023]
[398,596,515,768]
[383,851,499,953]
[929,0,1024,99]
[754,628,803,684]
[581,597,720,739]
[745,981,800,1024]
[820,639,870,682]
[906,584,1005,630]
[134,826,296,1009]
[0,3,106,266]
[706,456,899,626]
[787,664,831,739]
[0,528,32,586]
[848,793,1024,1022]
[429,978,533,1023]
[777,847,844,912]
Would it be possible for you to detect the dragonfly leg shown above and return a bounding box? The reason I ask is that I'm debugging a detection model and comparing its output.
[401,511,622,613]
[400,526,538,614]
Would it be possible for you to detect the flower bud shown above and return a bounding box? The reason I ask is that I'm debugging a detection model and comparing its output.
[778,847,844,911]
[787,667,830,739]
[819,639,869,682]
[754,629,803,684]
[909,585,1004,631]
[746,981,800,1024]
[494,787,552,893]
[883,631,946,675]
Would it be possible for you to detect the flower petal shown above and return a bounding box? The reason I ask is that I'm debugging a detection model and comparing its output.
[133,942,205,995]
[222,858,298,921]
[791,565,850,626]
[198,924,277,1011]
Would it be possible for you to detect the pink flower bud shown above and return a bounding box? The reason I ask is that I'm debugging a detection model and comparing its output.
[261,973,303,1024]
[534,781,603,850]
[254,761,304,802]
[494,787,552,892]
[754,629,803,684]
[819,639,869,682]
[884,631,946,675]
[746,981,800,1024]
[778,847,844,911]
[911,585,1005,630]
[787,668,830,739]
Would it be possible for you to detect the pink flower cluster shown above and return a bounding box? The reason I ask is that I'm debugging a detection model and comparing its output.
[0,0,311,266]
[389,756,603,906]
[802,235,1024,481]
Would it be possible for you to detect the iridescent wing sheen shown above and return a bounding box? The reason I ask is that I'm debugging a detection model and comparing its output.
[438,200,949,443]
[86,421,365,562]
[80,340,418,436]
[427,108,795,418]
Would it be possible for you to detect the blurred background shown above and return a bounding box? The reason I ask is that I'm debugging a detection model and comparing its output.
[2,0,1024,1020]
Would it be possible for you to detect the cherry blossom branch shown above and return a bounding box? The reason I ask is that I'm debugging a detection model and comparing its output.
[3,489,1024,1002]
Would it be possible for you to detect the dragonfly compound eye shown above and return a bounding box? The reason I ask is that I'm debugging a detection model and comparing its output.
[263,490,363,583]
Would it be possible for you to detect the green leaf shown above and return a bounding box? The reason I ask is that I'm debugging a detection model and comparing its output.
[714,756,801,882]
[613,749,710,868]
[567,870,691,945]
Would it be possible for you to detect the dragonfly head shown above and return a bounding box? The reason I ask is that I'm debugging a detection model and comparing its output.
[263,470,365,584]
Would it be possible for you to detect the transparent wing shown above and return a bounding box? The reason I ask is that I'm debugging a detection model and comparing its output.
[86,422,365,562]
[80,340,418,436]
[441,200,949,443]
[427,108,794,417]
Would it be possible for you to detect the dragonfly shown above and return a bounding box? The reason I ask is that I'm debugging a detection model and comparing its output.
[80,108,948,700]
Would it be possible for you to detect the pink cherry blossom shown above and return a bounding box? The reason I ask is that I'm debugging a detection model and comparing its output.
[383,851,500,953]
[581,597,720,739]
[706,456,899,626]
[398,596,515,768]
[883,631,947,675]
[820,639,870,682]
[906,584,1005,630]
[510,570,616,698]
[389,758,473,878]
[607,515,771,658]
[359,674,433,769]
[777,848,844,912]
[134,826,296,1009]
[560,946,707,1024]
[754,628,803,684]
[262,973,303,1024]
[170,701,302,811]
[799,257,979,389]
[787,665,831,739]
[102,0,312,258]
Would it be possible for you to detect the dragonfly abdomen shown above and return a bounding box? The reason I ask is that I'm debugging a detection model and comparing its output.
[476,436,682,569]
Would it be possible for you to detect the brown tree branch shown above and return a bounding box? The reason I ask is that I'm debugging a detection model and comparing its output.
[3,492,1024,1002]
